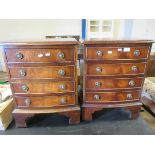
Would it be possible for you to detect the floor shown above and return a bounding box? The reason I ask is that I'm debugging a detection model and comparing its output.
[0,107,154,135]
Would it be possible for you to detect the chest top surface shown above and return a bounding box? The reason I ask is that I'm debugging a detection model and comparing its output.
[83,39,154,46]
[0,39,79,47]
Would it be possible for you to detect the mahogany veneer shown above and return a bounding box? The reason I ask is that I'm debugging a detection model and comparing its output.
[3,41,80,127]
[86,47,149,60]
[85,77,143,90]
[12,81,75,94]
[86,63,146,76]
[9,65,75,79]
[15,95,75,107]
[6,48,75,63]
[83,39,154,121]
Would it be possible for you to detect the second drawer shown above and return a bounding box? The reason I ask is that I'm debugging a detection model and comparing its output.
[9,65,75,79]
[86,63,146,76]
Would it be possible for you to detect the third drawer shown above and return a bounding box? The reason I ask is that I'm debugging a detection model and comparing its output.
[12,81,75,94]
[85,77,144,90]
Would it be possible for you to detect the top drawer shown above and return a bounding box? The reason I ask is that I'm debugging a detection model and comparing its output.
[5,48,75,63]
[86,47,149,60]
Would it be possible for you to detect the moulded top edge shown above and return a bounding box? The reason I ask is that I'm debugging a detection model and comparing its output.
[83,39,155,45]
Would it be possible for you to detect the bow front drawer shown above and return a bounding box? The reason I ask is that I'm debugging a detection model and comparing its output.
[15,95,76,108]
[85,90,140,103]
[86,63,146,76]
[12,81,75,94]
[5,48,75,63]
[86,47,149,60]
[9,65,75,79]
[85,77,143,90]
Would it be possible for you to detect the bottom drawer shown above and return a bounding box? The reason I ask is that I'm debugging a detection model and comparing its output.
[15,95,76,108]
[85,90,140,104]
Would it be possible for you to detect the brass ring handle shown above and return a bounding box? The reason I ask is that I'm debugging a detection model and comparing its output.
[57,52,65,59]
[96,51,103,57]
[58,69,65,76]
[60,97,67,104]
[19,69,26,76]
[134,50,140,56]
[96,67,102,73]
[16,53,24,59]
[95,82,102,87]
[21,85,29,91]
[131,66,138,72]
[94,94,100,100]
[129,80,135,86]
[127,93,133,99]
[59,84,66,90]
[24,99,31,106]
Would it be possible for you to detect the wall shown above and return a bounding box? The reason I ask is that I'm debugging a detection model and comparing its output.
[114,19,125,38]
[131,19,155,51]
[0,19,82,71]
[0,19,82,41]
[131,19,155,39]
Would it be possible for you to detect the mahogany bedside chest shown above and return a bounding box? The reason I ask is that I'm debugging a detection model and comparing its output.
[3,40,80,127]
[82,39,154,121]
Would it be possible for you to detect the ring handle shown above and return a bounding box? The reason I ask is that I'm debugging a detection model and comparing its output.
[24,99,31,106]
[16,53,24,59]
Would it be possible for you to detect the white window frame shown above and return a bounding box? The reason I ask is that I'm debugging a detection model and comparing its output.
[87,19,114,39]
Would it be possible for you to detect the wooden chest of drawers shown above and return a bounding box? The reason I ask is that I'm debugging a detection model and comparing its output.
[82,40,154,121]
[3,41,80,127]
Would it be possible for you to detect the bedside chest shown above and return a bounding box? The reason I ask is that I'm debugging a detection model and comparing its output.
[3,40,80,127]
[82,39,154,121]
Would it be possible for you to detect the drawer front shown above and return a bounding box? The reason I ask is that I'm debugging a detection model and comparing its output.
[9,65,75,79]
[87,63,146,76]
[5,48,75,63]
[85,90,140,103]
[86,47,149,60]
[12,81,75,94]
[15,95,75,107]
[85,77,143,90]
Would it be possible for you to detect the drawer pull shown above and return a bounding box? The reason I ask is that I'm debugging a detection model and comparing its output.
[58,69,65,76]
[94,94,100,100]
[16,53,24,59]
[134,50,140,56]
[57,52,65,59]
[21,85,29,91]
[95,82,102,87]
[96,51,103,57]
[96,67,102,73]
[24,99,31,106]
[131,66,138,72]
[127,93,133,99]
[59,84,66,90]
[129,80,135,86]
[60,97,67,104]
[19,69,26,76]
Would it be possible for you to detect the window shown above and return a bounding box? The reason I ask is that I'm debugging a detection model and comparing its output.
[87,19,113,39]
[90,20,99,32]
